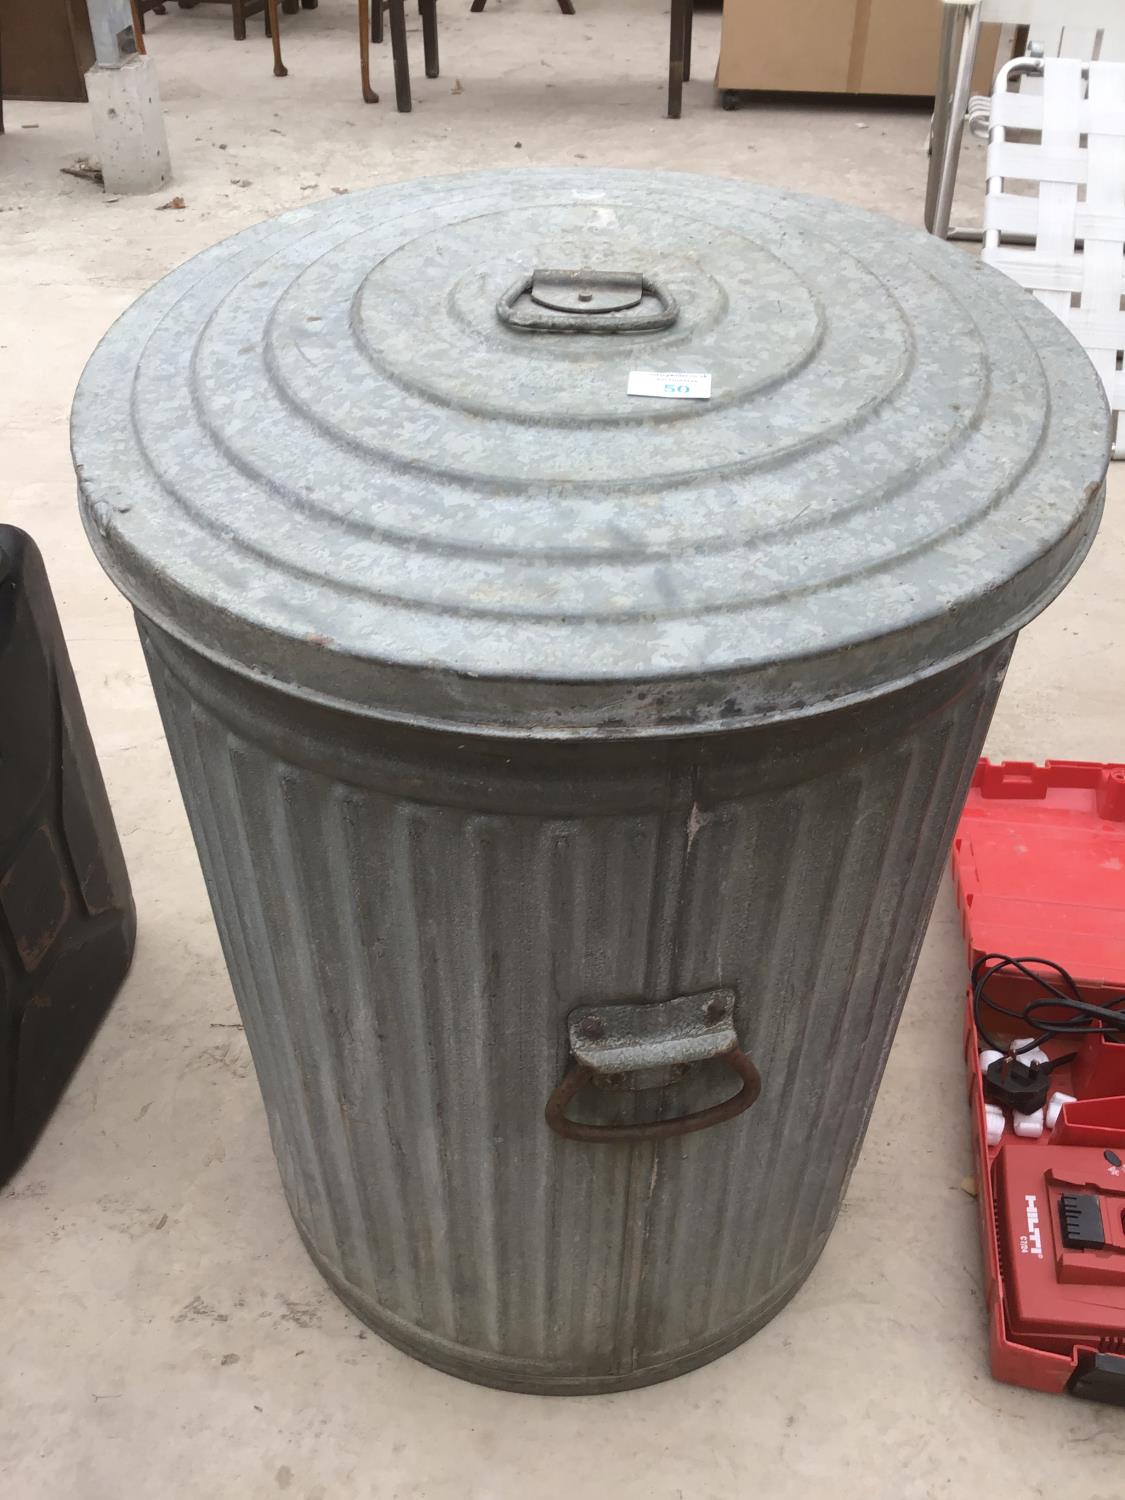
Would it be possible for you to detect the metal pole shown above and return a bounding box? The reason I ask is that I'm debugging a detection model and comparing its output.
[928,1,983,241]
[86,0,140,66]
[924,2,961,233]
[84,0,172,194]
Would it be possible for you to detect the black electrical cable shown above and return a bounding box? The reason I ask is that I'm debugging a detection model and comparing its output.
[972,953,1125,1056]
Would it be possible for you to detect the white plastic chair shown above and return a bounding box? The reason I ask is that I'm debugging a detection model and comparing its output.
[983,56,1125,457]
[926,0,1125,241]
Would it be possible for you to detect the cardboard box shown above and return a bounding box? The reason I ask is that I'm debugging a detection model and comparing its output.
[716,0,996,99]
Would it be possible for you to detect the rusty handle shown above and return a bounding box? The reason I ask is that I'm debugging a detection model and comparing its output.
[545,1047,761,1145]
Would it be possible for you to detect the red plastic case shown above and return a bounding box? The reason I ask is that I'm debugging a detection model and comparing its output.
[954,758,1125,996]
[953,759,1125,1397]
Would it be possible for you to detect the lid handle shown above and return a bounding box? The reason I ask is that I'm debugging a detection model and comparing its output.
[496,268,679,334]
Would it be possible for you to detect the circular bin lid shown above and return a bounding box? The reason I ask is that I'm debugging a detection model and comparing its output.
[72,170,1110,739]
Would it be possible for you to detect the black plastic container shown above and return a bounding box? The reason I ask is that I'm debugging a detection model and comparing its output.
[0,527,135,1184]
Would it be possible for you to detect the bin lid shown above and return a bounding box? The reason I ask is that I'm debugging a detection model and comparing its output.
[71,170,1111,738]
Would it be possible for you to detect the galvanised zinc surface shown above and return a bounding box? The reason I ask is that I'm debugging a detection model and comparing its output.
[69,172,1110,1393]
[140,617,1009,1393]
[71,169,1109,738]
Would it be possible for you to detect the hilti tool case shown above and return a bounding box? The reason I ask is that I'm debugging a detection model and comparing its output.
[952,759,1125,1404]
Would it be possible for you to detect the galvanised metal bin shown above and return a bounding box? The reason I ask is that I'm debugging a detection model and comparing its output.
[71,170,1110,1394]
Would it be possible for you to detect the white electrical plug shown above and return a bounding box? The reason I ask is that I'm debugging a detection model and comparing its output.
[1014,1108,1045,1139]
[984,1103,1006,1146]
[1047,1091,1077,1130]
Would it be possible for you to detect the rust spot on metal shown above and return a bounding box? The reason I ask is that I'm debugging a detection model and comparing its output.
[545,1048,761,1145]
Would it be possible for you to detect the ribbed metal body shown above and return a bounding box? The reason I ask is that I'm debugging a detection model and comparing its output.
[142,619,1010,1393]
[73,171,1109,1390]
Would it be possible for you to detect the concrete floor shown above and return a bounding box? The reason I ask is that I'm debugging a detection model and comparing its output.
[2,2,1123,1495]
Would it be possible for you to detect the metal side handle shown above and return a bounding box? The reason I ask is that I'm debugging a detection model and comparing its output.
[497,268,679,334]
[545,989,760,1144]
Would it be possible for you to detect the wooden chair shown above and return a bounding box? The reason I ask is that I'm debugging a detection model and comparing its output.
[360,0,438,111]
[135,0,310,44]
[470,0,573,13]
[174,0,269,42]
[668,0,693,117]
[465,0,689,117]
[130,0,289,74]
[129,0,163,50]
